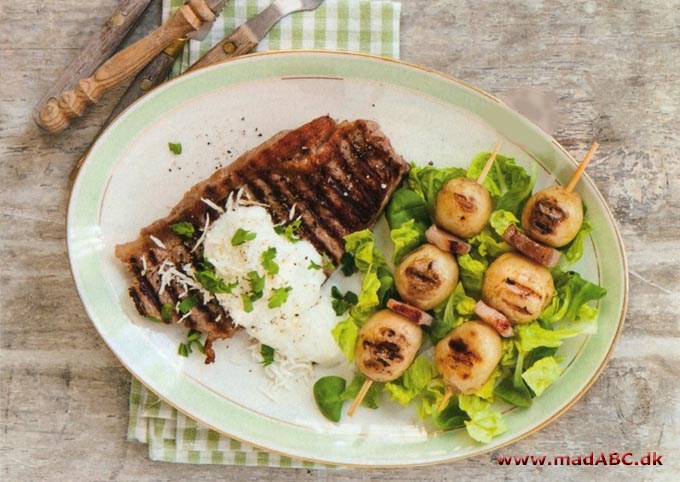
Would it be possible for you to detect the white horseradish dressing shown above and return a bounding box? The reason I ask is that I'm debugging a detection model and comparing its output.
[203,201,344,367]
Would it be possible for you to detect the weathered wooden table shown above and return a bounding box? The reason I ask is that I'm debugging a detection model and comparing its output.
[1,1,678,480]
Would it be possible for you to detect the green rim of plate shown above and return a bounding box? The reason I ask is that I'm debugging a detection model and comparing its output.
[67,51,627,467]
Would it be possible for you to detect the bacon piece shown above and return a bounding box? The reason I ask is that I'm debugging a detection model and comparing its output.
[503,224,561,268]
[426,225,471,255]
[474,300,514,337]
[387,299,434,326]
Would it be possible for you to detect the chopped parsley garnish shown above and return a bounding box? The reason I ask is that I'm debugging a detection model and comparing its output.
[171,221,194,238]
[247,271,265,300]
[323,258,336,271]
[178,295,199,314]
[231,228,256,246]
[195,269,238,294]
[241,293,254,313]
[177,329,204,357]
[160,303,174,322]
[274,219,301,243]
[261,247,279,275]
[308,260,322,270]
[268,286,292,308]
[340,252,357,276]
[146,315,162,323]
[330,286,358,316]
[168,142,182,155]
[260,344,275,366]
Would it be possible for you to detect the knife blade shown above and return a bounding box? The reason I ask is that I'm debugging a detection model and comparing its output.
[37,0,229,133]
[189,0,325,71]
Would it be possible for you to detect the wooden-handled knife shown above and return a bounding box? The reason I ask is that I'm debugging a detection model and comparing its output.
[32,0,154,131]
[38,0,228,134]
[70,0,325,183]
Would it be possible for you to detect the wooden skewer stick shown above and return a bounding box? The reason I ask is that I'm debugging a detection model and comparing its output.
[437,388,454,413]
[477,139,504,185]
[347,378,374,417]
[565,142,599,193]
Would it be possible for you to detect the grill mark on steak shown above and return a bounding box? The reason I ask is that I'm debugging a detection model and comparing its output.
[116,116,409,363]
[311,169,364,231]
[338,140,380,214]
[286,172,347,245]
[267,172,344,260]
[321,149,375,218]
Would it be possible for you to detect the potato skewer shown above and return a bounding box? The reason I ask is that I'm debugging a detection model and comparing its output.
[434,140,503,239]
[435,321,503,411]
[347,309,427,416]
[521,143,599,248]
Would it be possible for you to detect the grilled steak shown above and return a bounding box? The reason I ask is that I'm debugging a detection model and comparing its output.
[115,116,409,363]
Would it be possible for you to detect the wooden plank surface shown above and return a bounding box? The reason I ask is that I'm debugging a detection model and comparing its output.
[1,0,679,480]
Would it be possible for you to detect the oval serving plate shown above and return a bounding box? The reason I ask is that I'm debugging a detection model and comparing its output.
[67,51,627,467]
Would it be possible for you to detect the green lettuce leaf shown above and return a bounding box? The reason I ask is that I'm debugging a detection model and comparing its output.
[560,219,592,266]
[390,219,425,264]
[385,188,430,230]
[457,254,488,298]
[501,338,517,367]
[350,269,381,322]
[494,349,533,408]
[521,356,562,397]
[467,153,537,214]
[468,227,512,258]
[344,229,386,272]
[431,389,469,430]
[406,164,467,214]
[474,366,502,401]
[416,378,447,420]
[458,394,509,443]
[331,317,359,361]
[430,282,476,342]
[313,376,347,422]
[515,322,581,354]
[488,210,520,237]
[384,355,438,406]
[540,269,607,326]
[376,266,395,305]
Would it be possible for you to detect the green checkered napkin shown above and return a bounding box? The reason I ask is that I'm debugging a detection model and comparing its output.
[129,0,401,466]
[163,0,400,74]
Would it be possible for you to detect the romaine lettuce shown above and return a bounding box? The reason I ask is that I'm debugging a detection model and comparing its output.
[521,356,562,397]
[458,394,509,443]
[384,355,437,406]
[467,153,537,214]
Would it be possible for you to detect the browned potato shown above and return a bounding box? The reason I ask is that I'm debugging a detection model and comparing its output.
[521,185,583,248]
[435,177,493,239]
[354,310,422,383]
[435,321,502,394]
[482,252,554,324]
[395,244,459,311]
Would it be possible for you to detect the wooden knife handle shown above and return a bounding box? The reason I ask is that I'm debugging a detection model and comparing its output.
[187,24,259,72]
[32,0,153,131]
[106,37,188,122]
[37,0,215,133]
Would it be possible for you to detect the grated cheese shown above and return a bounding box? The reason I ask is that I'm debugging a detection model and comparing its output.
[201,197,224,213]
[149,235,166,249]
[190,212,210,253]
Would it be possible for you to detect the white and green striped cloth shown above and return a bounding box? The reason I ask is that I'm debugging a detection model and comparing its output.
[129,0,401,466]
[163,0,401,74]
